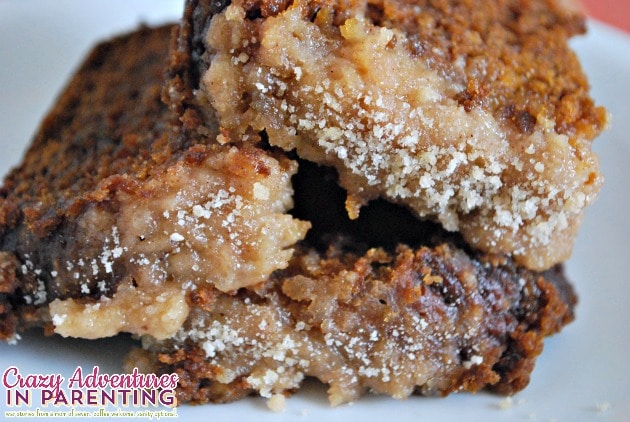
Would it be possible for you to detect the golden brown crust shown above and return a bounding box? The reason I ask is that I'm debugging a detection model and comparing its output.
[1,26,177,236]
[167,0,607,141]
[365,0,606,140]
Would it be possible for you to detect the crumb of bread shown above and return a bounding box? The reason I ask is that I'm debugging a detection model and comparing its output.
[267,393,287,412]
[6,334,21,345]
[498,396,514,410]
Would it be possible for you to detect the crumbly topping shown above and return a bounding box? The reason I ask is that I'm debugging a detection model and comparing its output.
[50,281,188,340]
[170,252,474,403]
[266,393,287,412]
[169,300,309,398]
[115,145,309,293]
[201,0,605,270]
[136,241,576,405]
[48,145,309,340]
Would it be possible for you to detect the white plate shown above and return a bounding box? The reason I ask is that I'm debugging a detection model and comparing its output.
[0,3,629,421]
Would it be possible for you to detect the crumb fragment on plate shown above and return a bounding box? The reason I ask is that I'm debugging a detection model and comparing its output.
[267,393,287,412]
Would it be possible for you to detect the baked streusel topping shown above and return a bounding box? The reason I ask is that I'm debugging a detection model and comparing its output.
[191,0,607,270]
